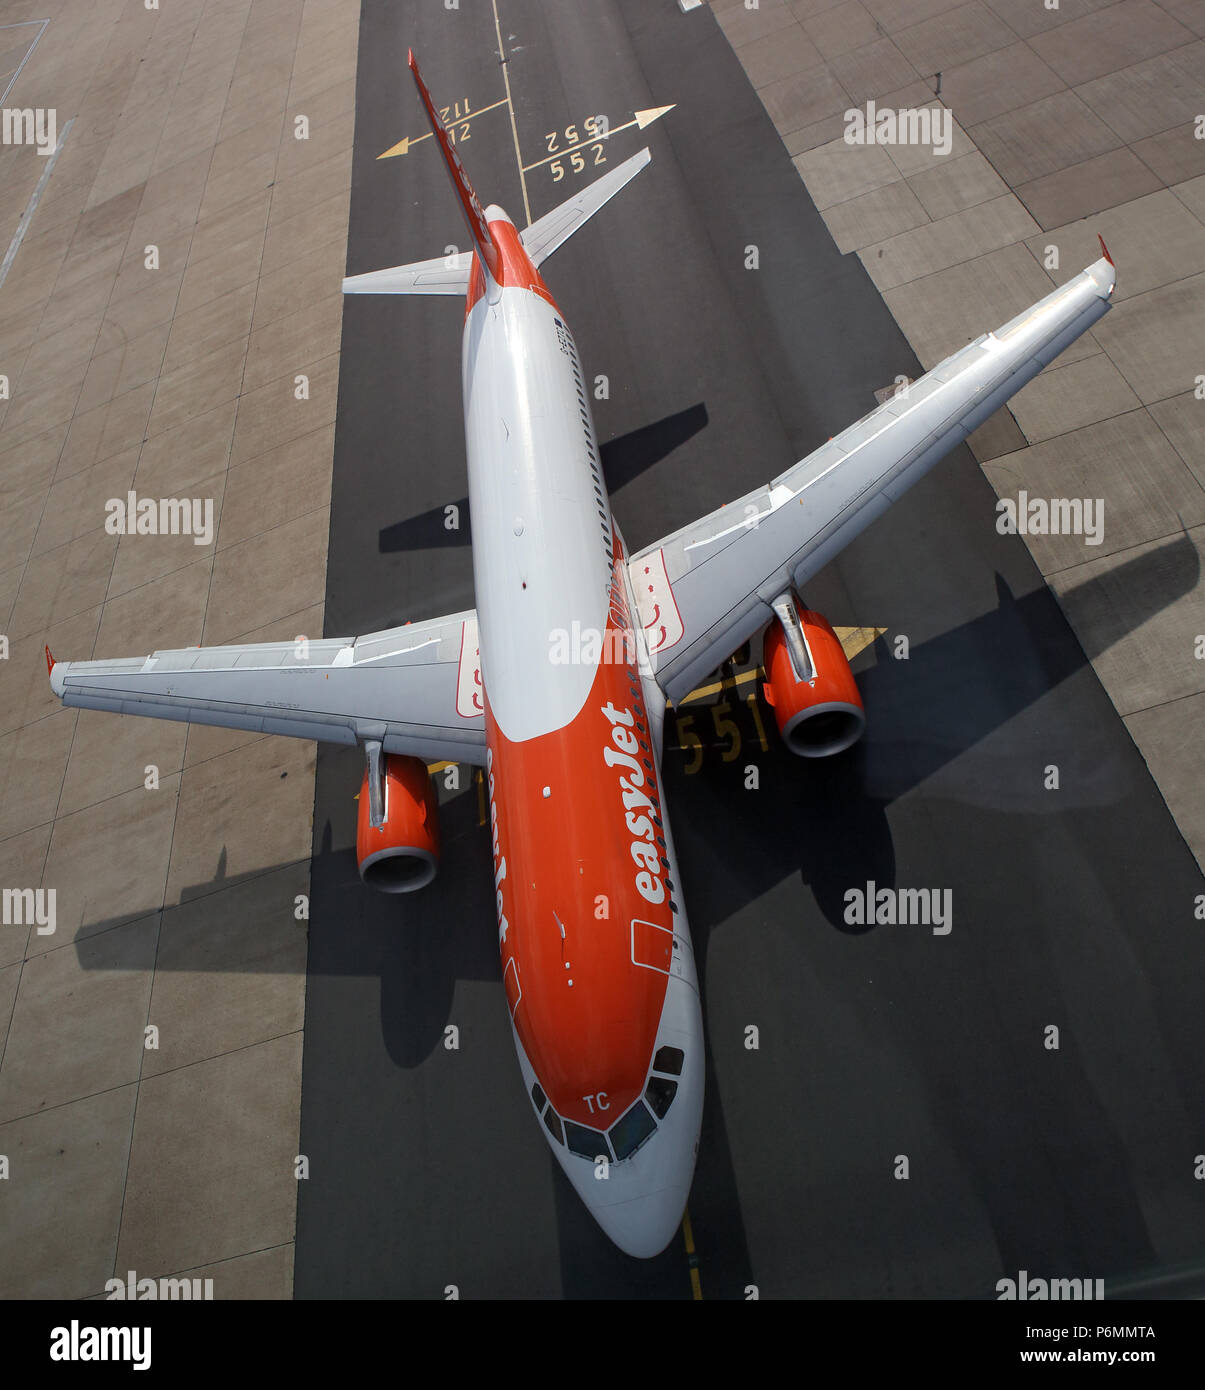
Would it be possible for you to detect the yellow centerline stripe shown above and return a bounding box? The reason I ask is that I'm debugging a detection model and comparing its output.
[682,1209,703,1299]
[491,0,532,226]
[674,667,762,707]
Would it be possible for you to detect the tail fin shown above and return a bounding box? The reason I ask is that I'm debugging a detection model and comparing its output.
[408,49,500,280]
[342,56,653,300]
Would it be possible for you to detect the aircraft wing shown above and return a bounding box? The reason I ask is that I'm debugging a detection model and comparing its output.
[629,254,1116,705]
[341,148,651,296]
[48,610,487,766]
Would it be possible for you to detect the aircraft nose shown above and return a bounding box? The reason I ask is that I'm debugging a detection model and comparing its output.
[484,203,513,226]
[589,1183,689,1259]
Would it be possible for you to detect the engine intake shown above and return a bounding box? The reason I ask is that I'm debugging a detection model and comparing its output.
[356,752,440,892]
[762,598,865,758]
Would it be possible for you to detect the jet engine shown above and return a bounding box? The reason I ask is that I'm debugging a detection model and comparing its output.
[761,593,865,758]
[356,749,440,892]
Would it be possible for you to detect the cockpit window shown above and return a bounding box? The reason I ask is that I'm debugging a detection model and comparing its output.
[531,1082,547,1113]
[653,1045,684,1076]
[544,1108,564,1145]
[645,1075,678,1119]
[608,1099,657,1160]
[564,1120,609,1162]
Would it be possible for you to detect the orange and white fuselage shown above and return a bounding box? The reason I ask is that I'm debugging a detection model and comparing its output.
[463,210,704,1256]
[43,45,1121,1268]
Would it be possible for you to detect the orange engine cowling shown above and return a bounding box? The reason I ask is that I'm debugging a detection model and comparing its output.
[762,606,866,758]
[356,753,440,893]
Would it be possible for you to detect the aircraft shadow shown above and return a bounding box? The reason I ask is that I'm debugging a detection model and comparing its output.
[69,528,1197,982]
[666,530,1199,934]
[65,531,1197,1296]
[376,403,708,551]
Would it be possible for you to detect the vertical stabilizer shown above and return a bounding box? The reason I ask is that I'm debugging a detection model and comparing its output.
[408,49,500,281]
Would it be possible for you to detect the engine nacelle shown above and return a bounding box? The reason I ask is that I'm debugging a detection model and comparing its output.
[356,752,440,893]
[762,602,865,758]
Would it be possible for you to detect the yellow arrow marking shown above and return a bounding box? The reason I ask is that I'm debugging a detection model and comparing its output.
[837,624,888,662]
[376,95,513,159]
[521,105,676,172]
[377,132,429,159]
[635,103,675,130]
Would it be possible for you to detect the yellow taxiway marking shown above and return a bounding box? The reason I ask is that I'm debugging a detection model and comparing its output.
[674,626,886,707]
[521,105,676,173]
[417,628,884,768]
[374,36,669,229]
[676,667,761,707]
[417,764,484,824]
[632,104,676,130]
[376,95,512,159]
[836,624,888,662]
[682,1209,703,1299]
[492,0,533,226]
[415,632,886,757]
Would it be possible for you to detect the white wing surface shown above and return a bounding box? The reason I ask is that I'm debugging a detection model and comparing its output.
[49,611,487,766]
[630,255,1116,704]
[342,251,474,296]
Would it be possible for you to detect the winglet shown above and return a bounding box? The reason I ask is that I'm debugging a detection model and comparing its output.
[408,50,500,281]
[1097,234,1113,266]
[45,644,65,697]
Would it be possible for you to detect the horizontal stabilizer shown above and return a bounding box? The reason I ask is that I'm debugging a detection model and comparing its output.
[342,250,473,296]
[522,147,651,266]
[342,147,653,296]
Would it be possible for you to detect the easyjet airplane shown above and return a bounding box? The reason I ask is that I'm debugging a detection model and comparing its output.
[47,54,1116,1258]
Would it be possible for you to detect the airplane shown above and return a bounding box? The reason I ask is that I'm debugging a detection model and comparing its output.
[46,52,1116,1259]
